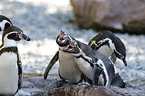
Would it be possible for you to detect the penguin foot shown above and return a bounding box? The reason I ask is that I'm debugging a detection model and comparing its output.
[56,80,67,88]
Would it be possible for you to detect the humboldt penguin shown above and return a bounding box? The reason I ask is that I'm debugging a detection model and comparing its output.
[44,31,83,84]
[88,30,127,66]
[0,26,30,95]
[60,33,125,88]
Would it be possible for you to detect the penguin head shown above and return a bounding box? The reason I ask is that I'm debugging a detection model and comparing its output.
[56,31,81,54]
[95,38,114,50]
[0,15,13,33]
[62,41,80,54]
[1,26,30,47]
[56,30,76,48]
[114,50,127,66]
[56,30,71,47]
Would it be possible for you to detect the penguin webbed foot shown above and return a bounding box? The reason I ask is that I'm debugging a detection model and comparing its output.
[92,64,103,85]
[57,80,78,88]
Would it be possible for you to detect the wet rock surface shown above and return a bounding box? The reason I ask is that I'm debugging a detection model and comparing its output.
[70,0,145,34]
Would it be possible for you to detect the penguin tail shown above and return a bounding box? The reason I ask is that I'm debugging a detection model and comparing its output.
[92,64,103,85]
[111,73,125,88]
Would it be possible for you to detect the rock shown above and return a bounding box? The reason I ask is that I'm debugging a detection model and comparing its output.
[16,73,145,96]
[70,0,109,28]
[111,78,145,96]
[35,85,123,96]
[70,0,145,34]
[123,18,145,34]
[18,73,59,95]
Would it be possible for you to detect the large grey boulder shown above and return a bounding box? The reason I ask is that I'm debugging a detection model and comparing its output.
[70,0,145,34]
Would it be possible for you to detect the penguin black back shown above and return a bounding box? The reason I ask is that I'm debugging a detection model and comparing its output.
[0,15,13,32]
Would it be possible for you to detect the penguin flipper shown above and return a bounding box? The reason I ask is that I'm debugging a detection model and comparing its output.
[111,73,125,88]
[18,63,23,89]
[92,64,103,85]
[44,51,59,79]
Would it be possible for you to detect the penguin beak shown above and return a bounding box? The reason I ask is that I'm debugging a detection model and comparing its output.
[18,33,30,41]
[22,34,31,41]
[114,50,127,66]
[122,58,127,66]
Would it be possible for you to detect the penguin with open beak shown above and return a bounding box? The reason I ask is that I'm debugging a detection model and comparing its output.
[60,33,125,88]
[44,31,83,84]
[88,30,127,66]
[0,26,30,95]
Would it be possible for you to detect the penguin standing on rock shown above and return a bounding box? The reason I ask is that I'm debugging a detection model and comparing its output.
[88,30,127,66]
[44,31,83,84]
[59,32,125,88]
[0,26,30,95]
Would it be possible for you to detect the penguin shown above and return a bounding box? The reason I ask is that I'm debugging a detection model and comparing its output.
[88,30,127,66]
[60,33,125,88]
[0,15,13,33]
[0,26,30,95]
[44,31,83,84]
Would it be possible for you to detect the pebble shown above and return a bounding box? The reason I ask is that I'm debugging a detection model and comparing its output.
[0,0,145,81]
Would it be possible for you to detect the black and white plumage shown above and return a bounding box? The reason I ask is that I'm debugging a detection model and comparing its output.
[0,26,30,95]
[60,33,125,88]
[44,31,83,83]
[0,15,13,33]
[88,30,127,66]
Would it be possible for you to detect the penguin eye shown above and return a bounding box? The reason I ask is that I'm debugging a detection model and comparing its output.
[68,45,72,48]
[4,22,11,30]
[7,33,21,41]
[99,63,103,67]
[89,59,92,63]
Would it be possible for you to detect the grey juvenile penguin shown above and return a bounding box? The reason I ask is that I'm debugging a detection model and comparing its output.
[0,26,30,95]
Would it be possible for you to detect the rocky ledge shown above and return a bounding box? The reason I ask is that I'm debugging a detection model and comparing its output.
[35,85,123,96]
[17,73,145,96]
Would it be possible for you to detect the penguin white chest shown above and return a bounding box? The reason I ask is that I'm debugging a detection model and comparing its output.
[97,45,113,57]
[0,53,18,94]
[59,51,82,82]
[74,58,93,80]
